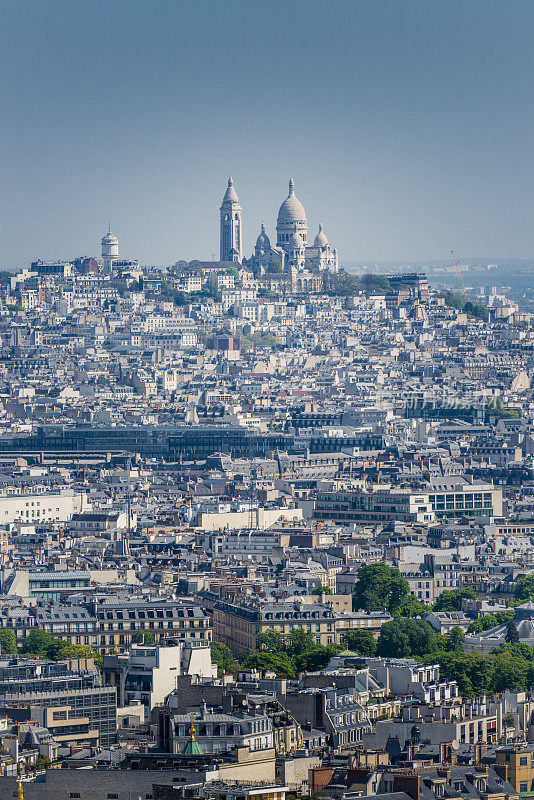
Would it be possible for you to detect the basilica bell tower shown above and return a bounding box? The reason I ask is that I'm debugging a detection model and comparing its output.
[219,177,242,262]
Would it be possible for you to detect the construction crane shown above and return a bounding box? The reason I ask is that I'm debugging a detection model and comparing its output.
[450,250,467,299]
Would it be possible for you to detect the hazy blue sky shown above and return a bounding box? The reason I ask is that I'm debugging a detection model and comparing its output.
[1,0,534,267]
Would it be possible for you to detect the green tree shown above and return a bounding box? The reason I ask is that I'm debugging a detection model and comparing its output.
[361,273,391,294]
[312,586,332,596]
[464,301,488,321]
[377,619,438,658]
[467,614,498,634]
[515,575,534,602]
[423,646,534,698]
[352,563,410,614]
[257,630,286,652]
[286,630,316,659]
[0,629,18,655]
[505,618,520,645]
[376,621,411,657]
[447,627,465,653]
[402,619,438,656]
[249,332,278,348]
[439,291,466,311]
[342,629,377,656]
[243,650,296,679]
[226,265,240,281]
[21,629,54,657]
[210,641,241,676]
[46,636,76,660]
[400,596,430,618]
[326,270,362,297]
[432,588,476,612]
[466,610,513,633]
[56,644,93,659]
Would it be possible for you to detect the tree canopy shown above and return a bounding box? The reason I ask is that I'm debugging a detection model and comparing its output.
[325,271,391,298]
[515,574,534,602]
[132,631,155,644]
[432,588,476,612]
[210,641,241,676]
[21,629,93,661]
[0,629,17,655]
[243,629,341,677]
[342,629,377,656]
[377,618,438,658]
[352,563,410,614]
[466,609,513,633]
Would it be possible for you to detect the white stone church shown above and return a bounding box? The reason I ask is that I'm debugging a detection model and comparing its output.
[219,177,339,292]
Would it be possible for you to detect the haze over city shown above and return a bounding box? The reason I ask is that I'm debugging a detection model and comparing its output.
[2,0,534,267]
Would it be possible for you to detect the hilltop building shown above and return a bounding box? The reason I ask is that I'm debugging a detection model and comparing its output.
[219,177,339,292]
[101,224,119,273]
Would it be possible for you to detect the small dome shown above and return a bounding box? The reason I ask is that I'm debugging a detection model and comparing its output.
[277,178,307,224]
[314,222,328,247]
[256,222,270,250]
[222,176,239,203]
[101,232,118,245]
[289,231,304,249]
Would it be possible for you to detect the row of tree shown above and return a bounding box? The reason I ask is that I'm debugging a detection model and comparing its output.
[208,563,534,697]
[0,628,93,660]
[326,271,391,297]
[350,562,534,617]
[211,629,341,680]
[439,291,489,320]
[350,563,478,616]
[0,628,158,667]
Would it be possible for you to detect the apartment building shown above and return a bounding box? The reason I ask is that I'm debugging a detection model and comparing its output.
[92,599,212,652]
[204,595,338,654]
[314,487,435,525]
[161,708,274,755]
[0,657,116,747]
[103,641,216,711]
[0,490,89,524]
[495,745,534,793]
[427,477,503,519]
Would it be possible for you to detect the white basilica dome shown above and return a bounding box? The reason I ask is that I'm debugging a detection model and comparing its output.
[277,178,307,224]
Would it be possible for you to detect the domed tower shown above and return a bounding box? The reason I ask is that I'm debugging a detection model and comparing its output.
[314,222,328,248]
[277,178,308,252]
[101,224,119,273]
[254,222,270,257]
[220,177,242,262]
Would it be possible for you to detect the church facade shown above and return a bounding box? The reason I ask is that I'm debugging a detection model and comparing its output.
[219,177,338,292]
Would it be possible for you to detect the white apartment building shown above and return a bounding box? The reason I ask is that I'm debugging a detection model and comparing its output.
[140,316,196,333]
[236,300,275,322]
[208,271,235,291]
[104,642,216,711]
[221,288,255,311]
[0,490,89,524]
[174,274,202,293]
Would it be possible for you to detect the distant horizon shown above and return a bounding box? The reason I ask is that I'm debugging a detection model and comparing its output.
[8,253,534,273]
